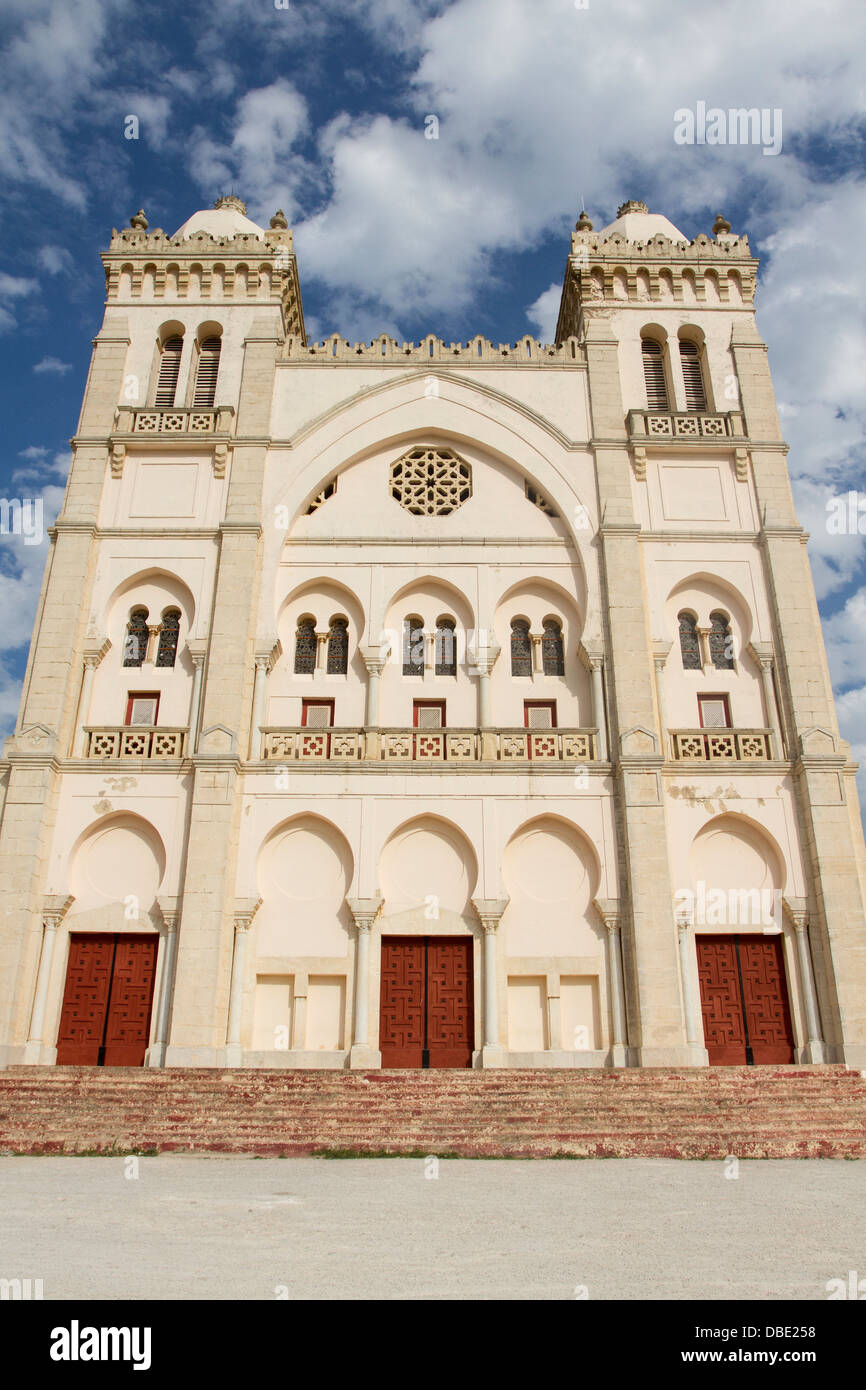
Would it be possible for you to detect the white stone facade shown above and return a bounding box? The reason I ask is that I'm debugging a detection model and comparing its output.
[2,195,865,1072]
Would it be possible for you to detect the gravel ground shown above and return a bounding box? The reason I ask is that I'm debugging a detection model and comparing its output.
[1,1155,863,1300]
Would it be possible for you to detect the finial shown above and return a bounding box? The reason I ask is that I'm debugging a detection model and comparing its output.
[129,209,148,231]
[270,209,288,230]
[214,193,248,215]
[575,209,593,231]
[712,212,732,236]
[616,200,649,218]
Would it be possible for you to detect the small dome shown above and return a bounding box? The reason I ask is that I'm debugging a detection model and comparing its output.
[173,196,265,241]
[598,202,687,245]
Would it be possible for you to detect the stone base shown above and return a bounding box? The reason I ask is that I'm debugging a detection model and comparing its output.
[349,1045,382,1069]
[506,1049,609,1068]
[234,1050,351,1069]
[799,1040,828,1064]
[635,1045,702,1067]
[162,1046,227,1068]
[145,1044,166,1068]
[840,1044,866,1070]
[480,1044,506,1068]
[22,1041,56,1066]
[609,1043,628,1067]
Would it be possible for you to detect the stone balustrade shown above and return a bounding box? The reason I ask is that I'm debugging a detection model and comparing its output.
[112,405,234,435]
[83,727,186,760]
[627,408,745,440]
[261,726,598,764]
[670,728,773,762]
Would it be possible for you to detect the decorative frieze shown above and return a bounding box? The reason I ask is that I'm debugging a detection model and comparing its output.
[83,727,186,760]
[670,728,774,762]
[260,727,597,764]
[627,409,745,441]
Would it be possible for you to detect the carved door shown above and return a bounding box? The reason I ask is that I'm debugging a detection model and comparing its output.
[56,934,157,1067]
[380,936,473,1068]
[696,935,794,1065]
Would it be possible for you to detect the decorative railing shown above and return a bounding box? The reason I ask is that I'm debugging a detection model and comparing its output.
[84,727,187,759]
[112,406,235,436]
[282,333,583,365]
[670,729,773,762]
[627,409,745,440]
[261,727,597,763]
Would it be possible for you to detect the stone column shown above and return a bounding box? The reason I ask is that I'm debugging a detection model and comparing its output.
[595,899,627,1066]
[472,898,509,1067]
[360,645,386,760]
[652,640,672,760]
[146,624,161,665]
[147,897,180,1068]
[675,909,709,1065]
[748,641,784,759]
[225,898,261,1066]
[785,898,826,1063]
[75,639,110,757]
[249,640,281,759]
[314,629,328,677]
[186,640,207,754]
[347,897,383,1068]
[696,625,711,671]
[580,641,608,761]
[24,895,74,1064]
[469,634,500,760]
[530,631,543,676]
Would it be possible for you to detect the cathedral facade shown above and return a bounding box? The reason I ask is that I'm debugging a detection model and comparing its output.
[1,194,865,1072]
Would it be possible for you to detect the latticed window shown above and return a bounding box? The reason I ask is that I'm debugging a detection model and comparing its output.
[403,616,425,675]
[123,608,149,667]
[511,618,532,676]
[193,337,221,408]
[678,611,702,670]
[642,338,669,410]
[709,611,734,670]
[542,618,565,676]
[294,617,317,675]
[154,337,182,407]
[680,340,707,411]
[326,616,349,675]
[155,610,180,668]
[434,618,457,676]
[389,447,472,517]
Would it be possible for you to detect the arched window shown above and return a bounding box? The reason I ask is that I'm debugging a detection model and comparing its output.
[709,611,734,670]
[154,337,183,407]
[193,336,221,408]
[326,616,349,675]
[434,617,457,676]
[294,616,317,675]
[123,608,149,667]
[679,340,707,411]
[402,616,424,676]
[511,618,532,676]
[642,338,669,410]
[678,611,702,671]
[155,609,181,668]
[541,618,565,676]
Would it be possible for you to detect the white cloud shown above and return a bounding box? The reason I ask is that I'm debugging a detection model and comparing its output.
[36,245,75,275]
[525,283,561,342]
[33,356,73,375]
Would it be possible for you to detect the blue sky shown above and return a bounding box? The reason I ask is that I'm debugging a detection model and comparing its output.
[1,0,865,786]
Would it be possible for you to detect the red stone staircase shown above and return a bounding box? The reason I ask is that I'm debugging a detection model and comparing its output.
[1,1065,865,1159]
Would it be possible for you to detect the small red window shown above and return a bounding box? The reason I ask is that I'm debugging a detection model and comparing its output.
[302,699,334,728]
[524,700,557,729]
[698,694,731,729]
[125,693,160,726]
[413,700,446,728]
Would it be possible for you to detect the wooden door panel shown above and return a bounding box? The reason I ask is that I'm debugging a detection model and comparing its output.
[427,939,473,1068]
[697,934,795,1066]
[739,937,794,1064]
[696,938,747,1064]
[379,938,425,1067]
[56,935,116,1065]
[103,936,158,1067]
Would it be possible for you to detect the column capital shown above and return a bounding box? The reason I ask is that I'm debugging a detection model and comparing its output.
[578,640,605,671]
[593,897,621,932]
[783,896,809,931]
[359,645,387,676]
[747,640,775,670]
[42,893,75,928]
[186,637,208,668]
[233,897,262,934]
[467,631,501,676]
[83,638,111,669]
[254,638,282,673]
[346,896,384,932]
[651,638,672,670]
[471,897,509,932]
[157,895,181,932]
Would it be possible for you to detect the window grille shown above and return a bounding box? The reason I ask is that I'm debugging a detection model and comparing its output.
[294,618,317,675]
[709,611,734,669]
[154,338,182,407]
[541,618,565,676]
[193,337,221,408]
[326,617,349,675]
[434,618,457,676]
[389,447,471,516]
[680,340,707,411]
[155,610,180,668]
[511,618,532,676]
[403,617,425,675]
[678,612,702,670]
[123,609,149,667]
[642,338,669,410]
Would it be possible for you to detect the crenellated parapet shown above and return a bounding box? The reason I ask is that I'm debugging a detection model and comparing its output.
[283,331,584,366]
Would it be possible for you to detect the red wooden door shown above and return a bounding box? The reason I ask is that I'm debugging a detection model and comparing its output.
[103,936,158,1066]
[379,938,426,1067]
[380,937,473,1068]
[56,934,115,1065]
[56,933,157,1067]
[697,935,794,1065]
